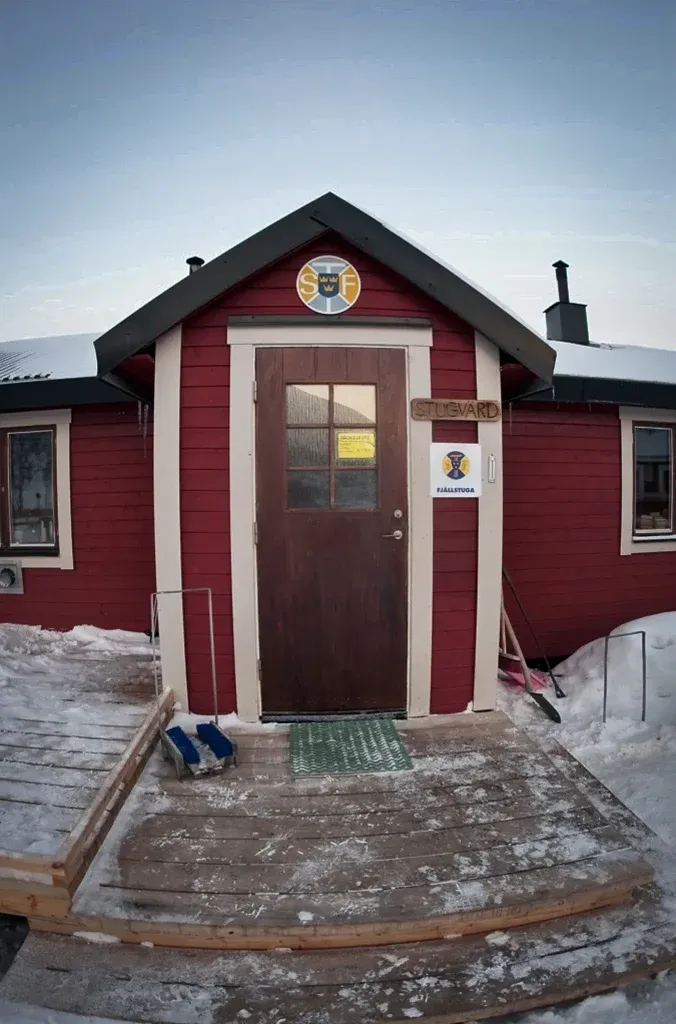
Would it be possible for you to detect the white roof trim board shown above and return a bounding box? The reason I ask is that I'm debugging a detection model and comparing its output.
[550,340,676,386]
[0,334,100,385]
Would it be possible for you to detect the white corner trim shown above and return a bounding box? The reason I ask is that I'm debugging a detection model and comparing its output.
[153,325,188,707]
[620,406,676,555]
[229,343,260,723]
[227,324,433,348]
[227,323,434,722]
[408,345,433,717]
[473,332,503,711]
[0,408,73,569]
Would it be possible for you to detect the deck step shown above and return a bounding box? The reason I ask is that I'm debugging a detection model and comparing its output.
[53,844,655,950]
[3,884,676,1023]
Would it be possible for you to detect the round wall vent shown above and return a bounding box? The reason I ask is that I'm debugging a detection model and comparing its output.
[0,567,17,588]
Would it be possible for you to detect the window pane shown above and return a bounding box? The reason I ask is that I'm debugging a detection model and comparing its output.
[333,385,376,425]
[286,428,329,467]
[9,431,55,546]
[335,428,376,466]
[335,470,378,509]
[286,384,330,424]
[634,427,671,532]
[287,470,330,509]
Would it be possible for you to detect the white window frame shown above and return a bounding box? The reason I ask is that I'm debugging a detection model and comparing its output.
[620,406,676,555]
[0,409,74,570]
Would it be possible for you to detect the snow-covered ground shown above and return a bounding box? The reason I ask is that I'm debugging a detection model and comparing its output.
[499,611,676,1023]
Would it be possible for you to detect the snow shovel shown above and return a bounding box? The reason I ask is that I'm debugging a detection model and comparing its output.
[502,567,565,698]
[501,599,561,724]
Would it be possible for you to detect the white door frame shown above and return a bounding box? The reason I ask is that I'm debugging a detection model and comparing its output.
[228,324,434,721]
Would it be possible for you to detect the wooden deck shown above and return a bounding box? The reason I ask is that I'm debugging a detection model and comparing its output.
[29,711,654,950]
[3,712,676,1022]
[0,649,173,916]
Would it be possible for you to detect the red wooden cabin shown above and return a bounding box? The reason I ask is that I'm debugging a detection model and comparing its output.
[2,194,674,718]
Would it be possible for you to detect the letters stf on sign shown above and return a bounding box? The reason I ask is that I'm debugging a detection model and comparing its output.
[411,398,501,422]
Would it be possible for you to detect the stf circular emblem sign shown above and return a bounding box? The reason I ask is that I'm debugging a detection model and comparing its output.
[296,255,361,315]
[442,450,470,481]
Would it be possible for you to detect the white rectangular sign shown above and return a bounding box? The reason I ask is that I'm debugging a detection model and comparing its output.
[429,443,482,498]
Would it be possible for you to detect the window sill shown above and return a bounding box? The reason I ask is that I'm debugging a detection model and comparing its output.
[0,553,74,570]
[622,536,676,555]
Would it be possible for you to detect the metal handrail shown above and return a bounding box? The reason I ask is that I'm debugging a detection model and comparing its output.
[150,587,219,725]
[602,629,647,724]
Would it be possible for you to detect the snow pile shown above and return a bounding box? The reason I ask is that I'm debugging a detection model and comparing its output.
[500,611,676,846]
[500,610,676,1024]
[167,711,277,734]
[0,623,153,683]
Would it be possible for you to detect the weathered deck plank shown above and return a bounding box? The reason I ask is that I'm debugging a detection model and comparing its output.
[117,804,609,865]
[66,713,654,949]
[5,882,676,1023]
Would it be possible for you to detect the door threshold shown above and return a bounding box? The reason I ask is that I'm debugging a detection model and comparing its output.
[261,710,407,724]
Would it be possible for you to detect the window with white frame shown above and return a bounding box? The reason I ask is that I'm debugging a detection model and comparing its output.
[1,426,58,553]
[0,409,73,568]
[620,408,676,554]
[633,425,673,536]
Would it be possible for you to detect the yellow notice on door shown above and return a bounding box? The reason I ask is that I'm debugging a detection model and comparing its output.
[336,430,376,460]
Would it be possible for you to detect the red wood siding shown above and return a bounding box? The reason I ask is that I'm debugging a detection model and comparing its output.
[1,404,155,632]
[180,232,478,715]
[503,402,676,658]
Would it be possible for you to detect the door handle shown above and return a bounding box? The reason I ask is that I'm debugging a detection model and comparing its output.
[382,529,403,540]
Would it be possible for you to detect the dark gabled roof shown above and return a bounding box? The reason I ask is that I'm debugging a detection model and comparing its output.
[95,192,555,381]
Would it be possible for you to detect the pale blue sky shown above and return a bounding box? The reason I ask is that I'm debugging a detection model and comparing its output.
[1,0,674,346]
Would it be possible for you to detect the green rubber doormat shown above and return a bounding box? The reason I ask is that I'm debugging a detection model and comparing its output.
[289,719,413,776]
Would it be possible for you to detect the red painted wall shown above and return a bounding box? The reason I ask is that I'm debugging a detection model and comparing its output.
[2,403,155,632]
[180,231,478,715]
[503,402,676,658]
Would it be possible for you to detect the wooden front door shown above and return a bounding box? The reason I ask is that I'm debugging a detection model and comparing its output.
[255,347,408,716]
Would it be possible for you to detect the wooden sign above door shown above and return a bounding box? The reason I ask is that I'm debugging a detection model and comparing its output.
[411,398,502,422]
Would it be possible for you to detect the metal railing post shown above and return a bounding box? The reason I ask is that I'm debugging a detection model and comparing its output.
[602,629,647,726]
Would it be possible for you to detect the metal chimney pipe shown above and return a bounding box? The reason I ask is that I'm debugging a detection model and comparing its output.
[553,260,570,303]
[186,256,205,275]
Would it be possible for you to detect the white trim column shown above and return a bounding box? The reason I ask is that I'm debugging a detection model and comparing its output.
[472,331,503,710]
[229,343,260,722]
[153,325,188,708]
[407,345,433,716]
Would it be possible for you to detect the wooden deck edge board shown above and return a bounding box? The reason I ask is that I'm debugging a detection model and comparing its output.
[54,689,174,881]
[30,872,649,949]
[0,850,56,870]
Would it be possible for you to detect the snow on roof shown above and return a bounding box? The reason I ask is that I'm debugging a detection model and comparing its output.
[551,339,676,385]
[0,333,100,384]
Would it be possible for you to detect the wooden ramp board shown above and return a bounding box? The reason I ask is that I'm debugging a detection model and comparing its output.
[4,883,676,1023]
[56,712,654,950]
[0,689,174,917]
